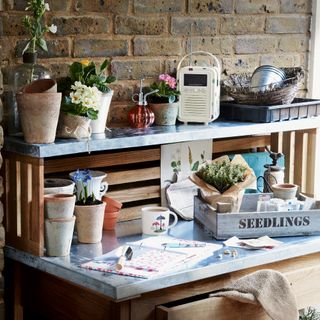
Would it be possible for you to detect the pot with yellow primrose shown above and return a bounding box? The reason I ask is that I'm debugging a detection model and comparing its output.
[57,58,116,137]
[147,74,181,126]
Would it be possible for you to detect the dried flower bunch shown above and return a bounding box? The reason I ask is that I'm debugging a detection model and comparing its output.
[148,74,180,103]
[196,160,247,194]
[22,0,57,54]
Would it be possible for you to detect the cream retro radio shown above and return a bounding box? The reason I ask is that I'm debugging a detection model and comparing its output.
[177,51,221,124]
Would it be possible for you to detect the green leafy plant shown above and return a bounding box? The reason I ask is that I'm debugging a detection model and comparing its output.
[148,74,180,103]
[22,0,57,54]
[58,59,116,94]
[196,160,246,194]
[300,308,320,320]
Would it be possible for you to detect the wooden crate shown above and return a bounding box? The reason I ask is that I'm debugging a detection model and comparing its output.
[194,194,320,240]
[4,146,162,256]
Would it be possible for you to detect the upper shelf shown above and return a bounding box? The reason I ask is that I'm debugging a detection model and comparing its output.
[4,118,320,158]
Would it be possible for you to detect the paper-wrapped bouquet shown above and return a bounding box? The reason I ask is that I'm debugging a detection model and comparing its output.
[190,155,256,212]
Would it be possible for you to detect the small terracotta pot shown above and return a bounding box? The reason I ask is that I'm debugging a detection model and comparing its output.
[103,211,119,230]
[44,194,76,219]
[17,92,62,144]
[102,196,123,212]
[74,202,106,243]
[150,102,178,126]
[22,79,57,93]
[44,178,75,195]
[272,183,298,200]
[102,196,123,230]
[45,216,75,257]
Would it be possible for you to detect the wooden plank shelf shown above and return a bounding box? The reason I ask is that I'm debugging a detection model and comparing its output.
[4,123,320,256]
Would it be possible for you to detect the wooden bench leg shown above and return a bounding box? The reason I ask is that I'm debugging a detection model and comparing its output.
[4,258,24,320]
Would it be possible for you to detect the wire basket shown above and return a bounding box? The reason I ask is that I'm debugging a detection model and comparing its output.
[223,67,304,106]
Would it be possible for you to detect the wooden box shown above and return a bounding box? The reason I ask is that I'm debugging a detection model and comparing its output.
[194,193,320,239]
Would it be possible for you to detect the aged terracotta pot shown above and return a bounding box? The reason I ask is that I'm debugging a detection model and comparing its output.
[74,202,106,243]
[150,102,178,126]
[45,216,75,256]
[17,92,62,144]
[44,194,76,219]
[22,79,57,93]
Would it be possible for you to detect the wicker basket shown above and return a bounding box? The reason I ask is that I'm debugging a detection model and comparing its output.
[223,67,304,105]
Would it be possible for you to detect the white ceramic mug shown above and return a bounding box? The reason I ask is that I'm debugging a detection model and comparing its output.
[141,207,178,235]
[69,170,108,201]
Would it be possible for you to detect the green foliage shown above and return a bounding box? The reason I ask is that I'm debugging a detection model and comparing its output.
[59,59,116,94]
[61,96,98,120]
[196,160,246,194]
[22,0,56,54]
[300,308,320,320]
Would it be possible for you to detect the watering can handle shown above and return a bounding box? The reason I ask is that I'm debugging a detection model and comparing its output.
[176,51,221,73]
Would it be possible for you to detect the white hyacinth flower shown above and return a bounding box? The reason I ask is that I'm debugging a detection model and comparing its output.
[48,24,57,34]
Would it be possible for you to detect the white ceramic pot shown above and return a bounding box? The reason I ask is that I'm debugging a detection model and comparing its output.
[69,170,108,201]
[90,91,113,134]
[44,178,75,195]
[44,194,76,219]
[45,216,75,256]
[74,202,106,243]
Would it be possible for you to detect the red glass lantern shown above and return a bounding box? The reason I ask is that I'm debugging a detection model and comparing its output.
[128,105,155,128]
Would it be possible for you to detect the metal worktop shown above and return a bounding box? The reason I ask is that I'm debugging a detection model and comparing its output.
[5,219,320,300]
[4,117,320,158]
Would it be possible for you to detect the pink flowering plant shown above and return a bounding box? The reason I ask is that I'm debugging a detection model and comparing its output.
[149,74,180,104]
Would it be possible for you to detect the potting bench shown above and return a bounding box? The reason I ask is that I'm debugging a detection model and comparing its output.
[3,118,320,319]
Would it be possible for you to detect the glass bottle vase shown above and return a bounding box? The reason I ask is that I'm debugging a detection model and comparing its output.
[3,52,51,135]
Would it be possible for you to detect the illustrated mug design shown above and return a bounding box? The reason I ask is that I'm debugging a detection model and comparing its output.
[69,170,108,201]
[141,207,178,235]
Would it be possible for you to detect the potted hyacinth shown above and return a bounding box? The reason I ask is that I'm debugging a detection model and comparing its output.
[147,74,181,126]
[57,59,116,135]
[71,169,106,244]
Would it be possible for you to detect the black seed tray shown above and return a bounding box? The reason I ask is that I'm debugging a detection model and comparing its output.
[220,98,320,123]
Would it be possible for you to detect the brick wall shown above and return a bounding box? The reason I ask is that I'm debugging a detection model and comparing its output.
[0,0,313,316]
[0,0,312,101]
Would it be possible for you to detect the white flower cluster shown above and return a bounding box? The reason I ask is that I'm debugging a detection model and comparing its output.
[70,81,101,110]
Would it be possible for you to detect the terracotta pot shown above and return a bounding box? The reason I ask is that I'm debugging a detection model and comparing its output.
[150,102,178,126]
[272,183,298,200]
[56,113,91,139]
[90,91,113,134]
[44,194,76,219]
[102,196,122,230]
[44,178,75,195]
[128,105,154,128]
[102,196,123,212]
[74,202,106,243]
[17,92,62,144]
[22,79,57,93]
[103,211,119,230]
[45,216,75,256]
